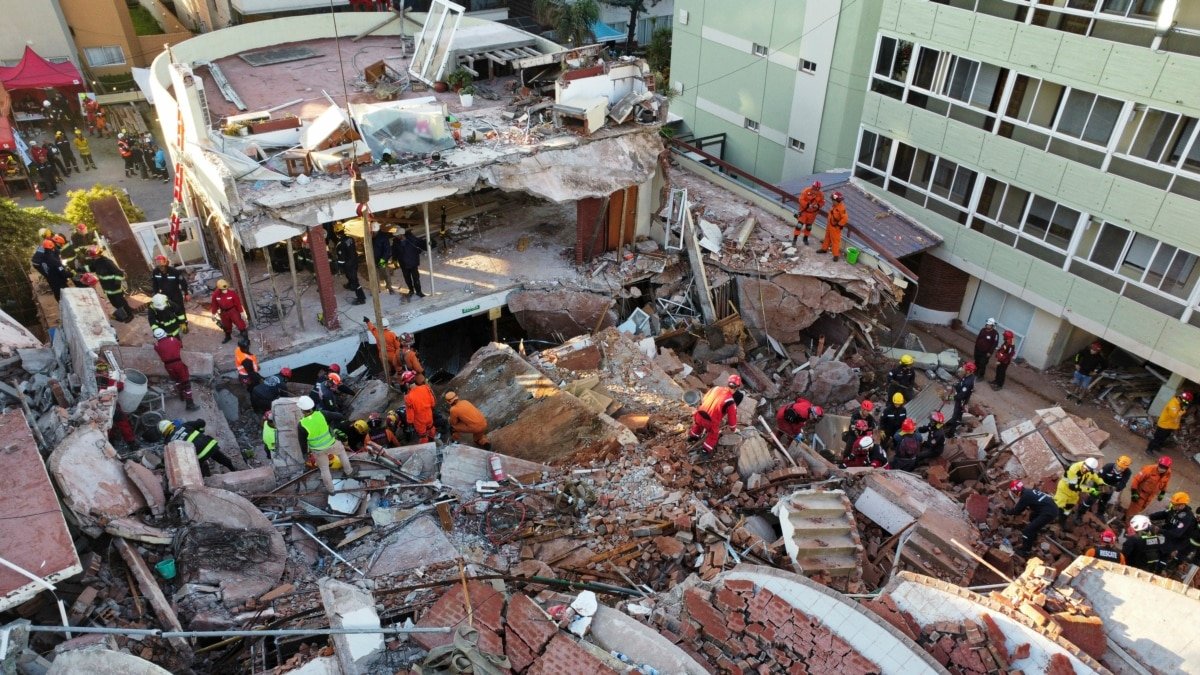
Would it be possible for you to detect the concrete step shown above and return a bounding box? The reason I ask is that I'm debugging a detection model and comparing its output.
[791,533,859,555]
[793,555,860,577]
[787,505,848,519]
[781,489,864,583]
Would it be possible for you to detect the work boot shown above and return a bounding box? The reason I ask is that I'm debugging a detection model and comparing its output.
[186,399,198,411]
[351,297,366,305]
[802,235,809,246]
[832,253,840,262]
[791,235,798,247]
[222,332,232,344]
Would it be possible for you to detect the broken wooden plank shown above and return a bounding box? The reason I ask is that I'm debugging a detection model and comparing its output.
[337,526,374,549]
[317,516,366,532]
[113,538,190,654]
[437,502,454,532]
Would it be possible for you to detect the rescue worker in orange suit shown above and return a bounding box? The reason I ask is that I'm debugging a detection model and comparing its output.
[152,327,196,410]
[402,372,437,443]
[775,398,823,442]
[234,337,261,391]
[991,330,1015,390]
[398,332,424,376]
[793,181,824,247]
[445,391,490,449]
[210,278,248,344]
[818,191,848,262]
[687,375,744,453]
[364,316,403,375]
[1083,529,1126,565]
[1127,456,1173,518]
[1146,390,1192,455]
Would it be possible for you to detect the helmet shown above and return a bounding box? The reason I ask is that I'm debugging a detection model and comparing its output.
[352,419,369,434]
[297,396,315,411]
[860,400,874,412]
[964,362,977,373]
[385,409,400,424]
[55,130,64,139]
[444,391,459,404]
[381,317,390,328]
[74,129,82,136]
[279,367,292,379]
[215,279,229,290]
[891,392,904,406]
[810,405,824,420]
[52,235,65,246]
[1130,515,1152,532]
[79,272,98,286]
[1116,455,1131,470]
[42,100,51,107]
[154,255,169,265]
[263,411,274,423]
[811,181,822,189]
[87,245,103,257]
[29,140,38,147]
[1009,479,1024,493]
[857,436,874,449]
[75,223,88,234]
[152,327,167,340]
[986,318,996,326]
[94,361,110,372]
[38,228,53,239]
[1159,456,1173,468]
[1181,391,1194,404]
[42,239,55,249]
[327,373,342,386]
[854,419,869,432]
[400,333,414,345]
[728,374,743,388]
[1083,457,1099,471]
[931,411,946,424]
[1003,330,1014,340]
[900,354,914,366]
[1100,529,1116,544]
[901,419,916,433]
[333,222,346,234]
[831,191,844,201]
[150,294,168,310]
[1090,341,1102,352]
[1171,492,1190,506]
[399,371,416,385]
[157,420,176,436]
[368,411,382,423]
[117,133,125,139]
[329,363,341,374]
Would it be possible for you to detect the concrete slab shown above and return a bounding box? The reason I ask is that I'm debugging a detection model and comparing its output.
[444,343,561,429]
[724,565,945,675]
[854,472,963,534]
[590,604,709,675]
[124,460,167,517]
[0,309,41,358]
[438,444,547,492]
[1037,407,1105,463]
[882,572,1105,675]
[367,516,460,577]
[59,288,118,398]
[203,465,277,495]
[318,579,383,675]
[112,345,215,379]
[48,425,146,532]
[164,440,204,491]
[1001,420,1063,483]
[46,646,173,674]
[1058,557,1200,674]
[0,410,81,612]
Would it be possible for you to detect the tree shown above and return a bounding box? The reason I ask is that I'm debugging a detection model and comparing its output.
[602,0,660,54]
[0,199,65,326]
[535,0,601,47]
[645,26,671,76]
[63,184,145,229]
[0,198,65,257]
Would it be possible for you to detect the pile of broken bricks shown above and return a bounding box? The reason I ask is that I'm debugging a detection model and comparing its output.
[988,559,1107,662]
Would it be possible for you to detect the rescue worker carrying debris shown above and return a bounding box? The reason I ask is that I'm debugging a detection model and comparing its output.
[887,355,917,403]
[1083,530,1125,565]
[1127,456,1173,518]
[1123,515,1165,572]
[793,180,823,247]
[878,393,907,449]
[445,391,490,449]
[159,419,236,476]
[1146,390,1192,455]
[818,191,848,262]
[687,375,743,454]
[1005,480,1059,556]
[152,327,196,410]
[1054,458,1104,524]
[1150,492,1195,571]
[1080,455,1132,518]
[775,398,823,442]
[210,279,248,344]
[296,395,356,493]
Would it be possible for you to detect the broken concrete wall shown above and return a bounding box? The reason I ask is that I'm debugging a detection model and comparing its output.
[590,604,709,675]
[60,288,118,398]
[444,343,560,430]
[49,423,147,535]
[47,645,173,674]
[507,290,617,342]
[271,396,307,477]
[737,274,856,344]
[318,579,383,675]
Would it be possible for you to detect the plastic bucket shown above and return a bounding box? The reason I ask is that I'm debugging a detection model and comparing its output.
[118,369,148,412]
[154,558,177,580]
[845,247,860,265]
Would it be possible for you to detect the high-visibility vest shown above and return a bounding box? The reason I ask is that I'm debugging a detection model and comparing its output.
[698,386,733,420]
[262,421,276,451]
[300,411,336,450]
[182,429,218,459]
[235,347,259,376]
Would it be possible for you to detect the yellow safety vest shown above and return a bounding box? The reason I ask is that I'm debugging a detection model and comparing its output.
[262,421,276,451]
[184,429,218,459]
[300,411,335,450]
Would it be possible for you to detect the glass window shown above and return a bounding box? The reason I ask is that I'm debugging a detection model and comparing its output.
[1089,222,1131,269]
[84,45,125,68]
[912,47,939,90]
[998,185,1030,229]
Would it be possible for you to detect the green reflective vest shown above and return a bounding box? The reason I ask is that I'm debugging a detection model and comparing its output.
[262,421,276,451]
[299,411,335,450]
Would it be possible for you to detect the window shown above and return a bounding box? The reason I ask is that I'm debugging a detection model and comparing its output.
[1071,217,1200,315]
[1055,90,1122,145]
[857,131,891,171]
[873,36,913,82]
[84,45,125,68]
[789,138,807,152]
[800,60,818,74]
[752,43,768,57]
[744,118,760,132]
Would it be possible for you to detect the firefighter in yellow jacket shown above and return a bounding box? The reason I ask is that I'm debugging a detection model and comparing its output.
[1146,391,1192,455]
[1054,457,1105,523]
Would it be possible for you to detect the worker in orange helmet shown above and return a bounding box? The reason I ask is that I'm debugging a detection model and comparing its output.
[445,391,490,449]
[687,374,744,453]
[793,180,824,247]
[1083,529,1125,564]
[818,191,849,262]
[402,372,437,443]
[1127,456,1173,518]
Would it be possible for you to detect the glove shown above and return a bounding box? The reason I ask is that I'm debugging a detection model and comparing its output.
[1159,491,1167,501]
[794,434,805,443]
[1088,488,1100,497]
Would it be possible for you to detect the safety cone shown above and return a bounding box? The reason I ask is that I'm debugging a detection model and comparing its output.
[33,184,44,201]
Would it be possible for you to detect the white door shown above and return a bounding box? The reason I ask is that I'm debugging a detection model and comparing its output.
[967,281,1034,356]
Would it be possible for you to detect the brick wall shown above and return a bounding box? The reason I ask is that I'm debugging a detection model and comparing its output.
[307,225,340,330]
[914,254,969,312]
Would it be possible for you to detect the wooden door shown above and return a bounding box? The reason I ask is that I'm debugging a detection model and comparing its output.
[605,185,639,252]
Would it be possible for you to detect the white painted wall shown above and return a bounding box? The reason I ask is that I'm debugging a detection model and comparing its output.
[781,1,841,179]
[0,0,76,66]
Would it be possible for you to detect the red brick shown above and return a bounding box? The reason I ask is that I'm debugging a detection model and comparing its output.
[701,641,725,662]
[746,588,772,617]
[965,493,990,523]
[728,612,747,634]
[756,664,771,675]
[716,656,743,675]
[787,664,808,675]
[653,535,685,558]
[527,634,618,675]
[1053,612,1106,662]
[745,622,776,643]
[413,582,506,650]
[1046,654,1076,675]
[505,627,539,672]
[506,593,556,654]
[1013,643,1032,659]
[715,586,748,613]
[725,579,756,593]
[684,588,730,643]
[742,635,759,654]
[764,595,793,627]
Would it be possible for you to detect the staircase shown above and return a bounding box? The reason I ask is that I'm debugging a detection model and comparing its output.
[778,489,863,580]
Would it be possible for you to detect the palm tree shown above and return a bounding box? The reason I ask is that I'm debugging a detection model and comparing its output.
[534,0,601,47]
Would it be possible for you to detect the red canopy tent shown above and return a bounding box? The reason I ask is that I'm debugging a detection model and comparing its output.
[0,47,84,92]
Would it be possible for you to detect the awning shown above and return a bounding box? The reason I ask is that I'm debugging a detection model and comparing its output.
[0,46,83,91]
[591,21,625,43]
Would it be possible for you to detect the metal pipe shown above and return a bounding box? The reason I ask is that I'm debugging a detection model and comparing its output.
[285,238,305,330]
[27,625,451,638]
[423,202,435,293]
[294,523,366,577]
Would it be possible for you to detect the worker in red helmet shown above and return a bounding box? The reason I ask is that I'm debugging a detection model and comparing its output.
[1083,529,1125,564]
[687,374,743,453]
[1146,390,1192,455]
[842,418,873,458]
[1070,341,1106,402]
[793,180,824,247]
[991,329,1016,390]
[151,253,189,333]
[775,397,823,442]
[916,411,948,464]
[1005,479,1060,555]
[1127,456,1174,518]
[891,418,921,472]
[948,362,977,432]
[849,399,876,433]
[818,191,848,262]
[251,367,292,415]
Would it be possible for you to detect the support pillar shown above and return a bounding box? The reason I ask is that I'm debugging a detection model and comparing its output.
[1149,372,1186,418]
[308,225,340,330]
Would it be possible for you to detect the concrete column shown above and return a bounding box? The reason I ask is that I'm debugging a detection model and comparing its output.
[164,440,203,491]
[271,397,306,478]
[1148,372,1186,418]
[307,225,340,330]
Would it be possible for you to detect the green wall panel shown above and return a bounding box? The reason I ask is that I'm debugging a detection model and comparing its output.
[908,114,948,152]
[1153,55,1200,109]
[860,93,881,127]
[1016,151,1068,195]
[879,0,901,30]
[986,244,1033,287]
[930,6,973,51]
[1155,319,1200,364]
[1066,281,1119,324]
[1051,33,1111,85]
[1024,260,1074,306]
[1152,193,1199,250]
[952,229,995,268]
[1010,24,1061,72]
[754,139,786,183]
[1102,179,1163,230]
[761,63,797,132]
[894,0,936,41]
[967,19,1016,63]
[1057,164,1112,214]
[1108,297,1169,347]
[942,123,985,165]
[977,134,1024,178]
[1098,44,1166,98]
[872,98,914,139]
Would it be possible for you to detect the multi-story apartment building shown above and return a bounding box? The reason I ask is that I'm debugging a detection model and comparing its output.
[854,0,1200,407]
[668,0,884,183]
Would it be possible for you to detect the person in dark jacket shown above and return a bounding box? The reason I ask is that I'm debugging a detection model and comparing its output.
[83,246,133,321]
[886,355,917,403]
[333,223,367,305]
[991,330,1016,390]
[1081,455,1132,518]
[849,399,876,432]
[160,418,236,476]
[147,293,185,338]
[1150,492,1196,570]
[70,223,99,273]
[372,223,395,293]
[1005,480,1060,555]
[916,411,949,464]
[948,362,977,432]
[973,318,1000,380]
[251,368,293,415]
[1070,341,1106,402]
[879,393,908,450]
[32,239,70,300]
[151,255,189,331]
[53,130,78,175]
[890,419,922,472]
[393,228,428,301]
[1123,515,1166,572]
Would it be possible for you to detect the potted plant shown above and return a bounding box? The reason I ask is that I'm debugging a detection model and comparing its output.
[433,81,449,93]
[459,84,476,108]
[446,67,473,93]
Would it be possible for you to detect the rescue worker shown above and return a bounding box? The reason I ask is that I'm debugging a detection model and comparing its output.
[152,327,196,410]
[687,375,743,453]
[333,222,367,306]
[1083,530,1125,565]
[296,395,356,493]
[1122,515,1165,572]
[117,133,136,176]
[445,391,490,448]
[234,338,261,390]
[878,392,908,449]
[159,418,236,477]
[341,419,376,453]
[69,223,99,273]
[150,255,189,331]
[991,330,1015,390]
[841,434,886,469]
[849,399,876,433]
[843,419,873,458]
[251,368,292,415]
[372,223,395,293]
[210,279,248,344]
[775,398,823,442]
[95,362,137,452]
[1150,492,1195,570]
[1056,457,1104,524]
[31,239,70,300]
[1081,455,1132,518]
[393,227,428,300]
[398,332,424,375]
[1183,508,1200,567]
[818,190,848,262]
[1070,341,1106,402]
[262,411,277,458]
[887,354,916,403]
[1005,480,1059,555]
[1146,390,1192,455]
[793,180,824,247]
[916,411,949,464]
[73,129,96,170]
[891,418,921,472]
[83,246,133,322]
[53,130,77,174]
[310,372,342,412]
[948,362,977,431]
[366,412,400,448]
[973,318,999,381]
[403,372,437,443]
[147,293,184,338]
[384,408,410,445]
[364,316,402,373]
[1128,456,1174,518]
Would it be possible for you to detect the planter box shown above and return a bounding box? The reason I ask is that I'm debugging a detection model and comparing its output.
[248,116,301,134]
